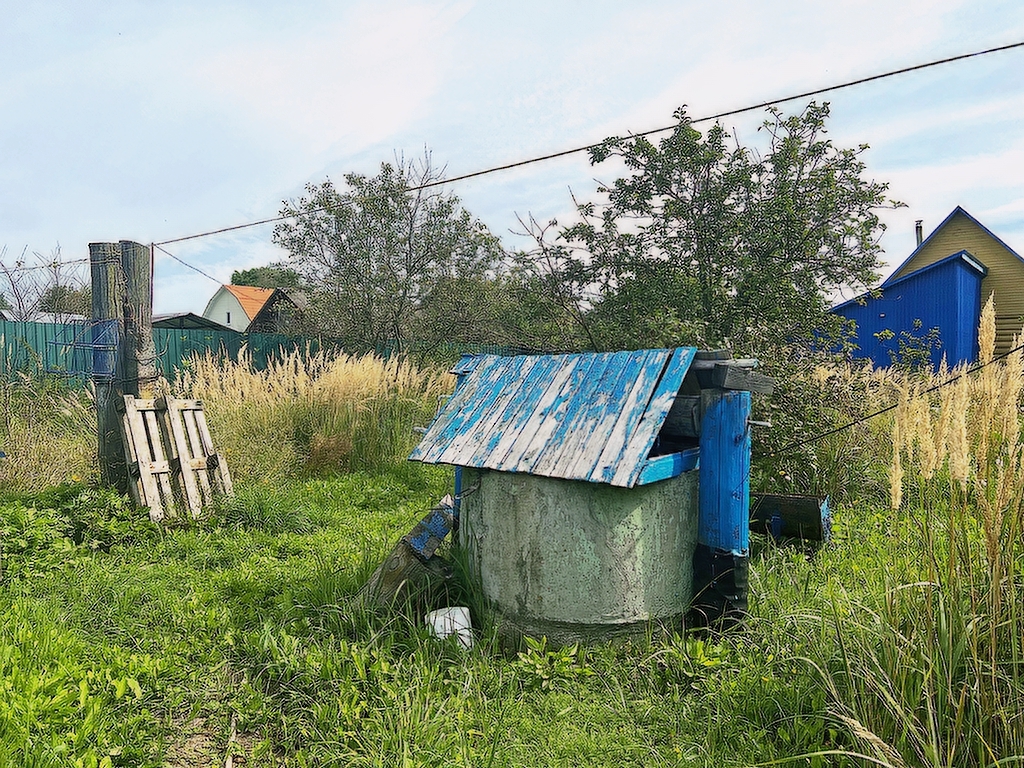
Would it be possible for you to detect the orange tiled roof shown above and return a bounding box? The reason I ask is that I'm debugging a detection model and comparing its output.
[224,285,275,320]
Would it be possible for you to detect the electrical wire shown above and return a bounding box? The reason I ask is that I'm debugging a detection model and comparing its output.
[769,340,1024,457]
[0,257,90,274]
[152,243,222,285]
[153,39,1024,247]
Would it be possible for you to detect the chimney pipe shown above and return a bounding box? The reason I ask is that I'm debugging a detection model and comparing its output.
[915,220,923,247]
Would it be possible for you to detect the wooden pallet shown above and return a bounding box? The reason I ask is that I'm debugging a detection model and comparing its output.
[120,395,233,522]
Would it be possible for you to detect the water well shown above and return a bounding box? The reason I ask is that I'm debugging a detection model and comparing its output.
[409,348,769,644]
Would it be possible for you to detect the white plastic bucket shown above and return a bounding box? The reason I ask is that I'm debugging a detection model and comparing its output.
[425,606,474,649]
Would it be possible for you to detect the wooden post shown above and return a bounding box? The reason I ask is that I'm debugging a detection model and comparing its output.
[691,387,752,624]
[90,242,126,489]
[119,241,158,397]
[697,389,752,556]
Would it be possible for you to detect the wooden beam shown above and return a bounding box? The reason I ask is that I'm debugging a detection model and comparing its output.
[120,241,158,398]
[698,390,751,557]
[711,364,774,395]
[636,448,700,485]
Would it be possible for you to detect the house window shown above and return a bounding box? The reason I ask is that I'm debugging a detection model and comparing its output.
[226,311,231,325]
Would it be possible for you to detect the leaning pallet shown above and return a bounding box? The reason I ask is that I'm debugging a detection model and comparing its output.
[120,395,233,522]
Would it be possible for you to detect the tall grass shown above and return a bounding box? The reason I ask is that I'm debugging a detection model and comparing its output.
[176,347,454,484]
[0,373,96,492]
[821,296,1024,766]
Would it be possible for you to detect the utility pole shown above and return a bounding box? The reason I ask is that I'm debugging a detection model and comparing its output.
[120,241,158,398]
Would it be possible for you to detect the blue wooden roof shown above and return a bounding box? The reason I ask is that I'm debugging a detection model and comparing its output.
[409,347,697,488]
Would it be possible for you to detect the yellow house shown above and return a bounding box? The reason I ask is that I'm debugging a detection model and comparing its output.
[886,206,1024,355]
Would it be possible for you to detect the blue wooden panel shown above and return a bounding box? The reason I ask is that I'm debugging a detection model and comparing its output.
[411,355,517,463]
[592,350,673,484]
[563,351,653,481]
[636,447,700,486]
[831,250,986,368]
[510,353,603,474]
[493,354,590,472]
[698,390,751,556]
[479,355,564,457]
[409,348,697,487]
[438,355,545,466]
[612,347,697,487]
[532,351,635,478]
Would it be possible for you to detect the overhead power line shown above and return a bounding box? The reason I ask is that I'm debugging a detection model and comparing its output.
[154,38,1024,247]
[770,340,1024,457]
[0,257,90,274]
[156,40,1024,247]
[152,243,222,285]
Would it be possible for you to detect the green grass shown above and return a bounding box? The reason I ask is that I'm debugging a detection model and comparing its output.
[0,463,959,768]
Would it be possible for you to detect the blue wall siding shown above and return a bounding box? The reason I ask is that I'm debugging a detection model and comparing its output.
[832,254,985,368]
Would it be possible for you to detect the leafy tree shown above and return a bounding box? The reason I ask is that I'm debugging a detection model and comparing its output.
[231,265,302,289]
[0,245,88,321]
[522,102,898,353]
[273,155,506,352]
[37,284,91,316]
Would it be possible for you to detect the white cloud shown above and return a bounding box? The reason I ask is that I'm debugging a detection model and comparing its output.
[190,2,472,158]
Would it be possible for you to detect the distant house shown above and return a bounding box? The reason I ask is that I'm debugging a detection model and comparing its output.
[831,206,1024,368]
[202,285,305,334]
[247,288,307,334]
[202,285,274,332]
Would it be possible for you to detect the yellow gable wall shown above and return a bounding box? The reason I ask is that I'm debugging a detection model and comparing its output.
[890,212,1024,353]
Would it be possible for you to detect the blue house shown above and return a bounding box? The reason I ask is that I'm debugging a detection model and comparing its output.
[831,206,1023,368]
[831,250,987,368]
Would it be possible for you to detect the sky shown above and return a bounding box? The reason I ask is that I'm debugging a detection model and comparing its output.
[2,0,1023,315]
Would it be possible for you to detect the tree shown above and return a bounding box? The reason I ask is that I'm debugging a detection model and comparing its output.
[273,155,506,352]
[231,265,302,289]
[521,103,898,352]
[0,245,89,321]
[38,284,91,316]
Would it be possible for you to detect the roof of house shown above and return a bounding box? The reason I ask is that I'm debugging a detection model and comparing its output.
[152,312,236,331]
[223,285,276,319]
[409,347,697,488]
[832,249,989,313]
[883,206,1024,286]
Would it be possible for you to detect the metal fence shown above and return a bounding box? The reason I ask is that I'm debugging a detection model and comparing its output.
[0,319,343,381]
[0,319,517,381]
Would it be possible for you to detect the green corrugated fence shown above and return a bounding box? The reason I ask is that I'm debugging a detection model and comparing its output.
[0,319,516,381]
[0,319,344,381]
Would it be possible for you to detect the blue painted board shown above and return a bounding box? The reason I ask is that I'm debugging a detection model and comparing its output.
[612,347,697,487]
[636,447,700,486]
[698,390,751,556]
[534,351,635,478]
[592,350,675,484]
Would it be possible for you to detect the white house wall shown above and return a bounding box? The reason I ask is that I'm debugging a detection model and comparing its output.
[203,289,249,332]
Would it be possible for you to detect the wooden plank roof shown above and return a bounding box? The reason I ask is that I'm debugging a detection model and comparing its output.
[409,347,697,488]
